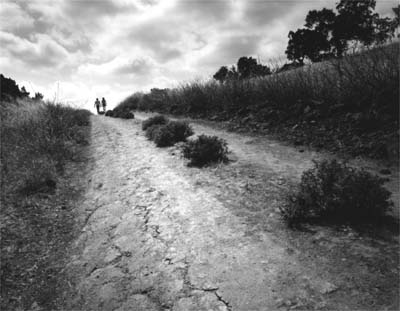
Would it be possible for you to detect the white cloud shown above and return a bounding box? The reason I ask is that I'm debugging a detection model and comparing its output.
[1,0,398,111]
[0,2,34,32]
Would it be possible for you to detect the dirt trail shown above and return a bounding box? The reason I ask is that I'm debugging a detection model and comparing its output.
[63,115,399,311]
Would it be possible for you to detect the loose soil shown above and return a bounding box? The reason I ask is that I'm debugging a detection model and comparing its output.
[56,114,399,311]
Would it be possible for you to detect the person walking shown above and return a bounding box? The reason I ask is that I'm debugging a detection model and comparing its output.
[94,98,100,114]
[101,97,107,113]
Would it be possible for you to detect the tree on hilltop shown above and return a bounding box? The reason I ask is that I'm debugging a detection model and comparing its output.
[286,0,398,63]
[213,57,271,82]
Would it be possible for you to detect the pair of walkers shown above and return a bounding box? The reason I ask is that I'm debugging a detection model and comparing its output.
[94,97,107,114]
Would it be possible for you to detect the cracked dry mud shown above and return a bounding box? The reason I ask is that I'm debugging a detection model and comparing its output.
[62,115,399,311]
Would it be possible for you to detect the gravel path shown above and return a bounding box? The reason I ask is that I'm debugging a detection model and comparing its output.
[62,115,399,311]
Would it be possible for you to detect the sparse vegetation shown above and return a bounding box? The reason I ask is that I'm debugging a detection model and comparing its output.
[183,135,229,167]
[142,115,169,130]
[280,160,393,226]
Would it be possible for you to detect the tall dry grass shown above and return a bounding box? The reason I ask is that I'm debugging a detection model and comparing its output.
[1,99,91,309]
[1,100,91,197]
[116,43,399,160]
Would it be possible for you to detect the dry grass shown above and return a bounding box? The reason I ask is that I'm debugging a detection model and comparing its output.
[0,99,91,310]
[117,42,399,160]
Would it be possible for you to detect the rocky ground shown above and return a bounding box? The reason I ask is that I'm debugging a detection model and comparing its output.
[57,115,398,311]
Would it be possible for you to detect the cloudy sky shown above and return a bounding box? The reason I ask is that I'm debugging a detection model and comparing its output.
[1,0,396,110]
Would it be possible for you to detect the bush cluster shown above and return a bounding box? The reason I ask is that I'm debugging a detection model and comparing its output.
[280,159,393,226]
[112,110,134,119]
[142,115,169,130]
[144,118,194,147]
[183,135,229,167]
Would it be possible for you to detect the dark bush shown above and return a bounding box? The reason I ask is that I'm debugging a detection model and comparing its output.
[145,124,162,140]
[183,135,229,167]
[114,111,134,119]
[165,121,194,142]
[152,126,175,147]
[146,121,193,147]
[280,159,393,226]
[142,115,169,130]
[105,110,114,117]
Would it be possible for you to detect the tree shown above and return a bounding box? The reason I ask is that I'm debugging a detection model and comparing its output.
[390,5,400,37]
[0,74,21,100]
[33,92,44,101]
[286,0,398,63]
[305,8,336,35]
[20,86,30,98]
[333,0,378,51]
[286,29,332,63]
[237,57,271,79]
[213,66,229,83]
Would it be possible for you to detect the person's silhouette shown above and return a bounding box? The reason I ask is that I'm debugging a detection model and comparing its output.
[101,97,107,113]
[94,98,100,114]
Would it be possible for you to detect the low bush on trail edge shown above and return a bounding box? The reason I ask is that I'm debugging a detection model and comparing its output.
[164,121,194,143]
[146,120,194,147]
[105,110,114,117]
[142,114,169,130]
[183,135,229,167]
[145,124,162,140]
[113,110,134,119]
[280,159,393,226]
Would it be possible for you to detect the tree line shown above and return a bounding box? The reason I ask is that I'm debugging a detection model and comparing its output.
[213,0,399,82]
[0,74,44,101]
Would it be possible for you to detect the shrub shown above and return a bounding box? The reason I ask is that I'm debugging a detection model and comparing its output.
[142,115,169,130]
[183,135,229,167]
[105,110,114,117]
[152,126,175,147]
[115,111,134,119]
[280,159,393,226]
[145,124,163,140]
[146,121,194,147]
[165,121,194,142]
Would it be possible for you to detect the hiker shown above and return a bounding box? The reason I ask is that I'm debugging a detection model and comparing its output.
[94,98,100,114]
[101,97,107,112]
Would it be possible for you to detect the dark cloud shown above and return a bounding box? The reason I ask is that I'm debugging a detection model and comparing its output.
[63,0,136,18]
[243,1,294,26]
[174,0,233,22]
[0,32,69,68]
[114,58,154,75]
[210,34,263,66]
[126,21,183,62]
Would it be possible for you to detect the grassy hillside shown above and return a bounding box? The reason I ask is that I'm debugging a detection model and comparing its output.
[0,99,91,310]
[116,43,399,162]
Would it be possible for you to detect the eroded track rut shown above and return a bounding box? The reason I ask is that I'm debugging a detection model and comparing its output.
[63,116,399,311]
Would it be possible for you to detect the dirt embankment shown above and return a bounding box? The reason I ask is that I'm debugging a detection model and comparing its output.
[59,115,398,311]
